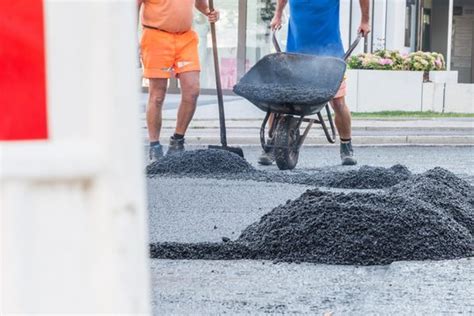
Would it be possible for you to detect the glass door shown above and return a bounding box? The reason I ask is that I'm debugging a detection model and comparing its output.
[245,0,286,72]
[194,0,239,91]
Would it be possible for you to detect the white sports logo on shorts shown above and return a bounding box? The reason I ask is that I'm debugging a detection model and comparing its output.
[177,61,193,68]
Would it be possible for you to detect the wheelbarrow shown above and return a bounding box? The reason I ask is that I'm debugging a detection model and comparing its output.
[233,32,362,170]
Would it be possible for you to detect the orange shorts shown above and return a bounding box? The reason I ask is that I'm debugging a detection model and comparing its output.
[140,27,200,79]
[334,79,347,99]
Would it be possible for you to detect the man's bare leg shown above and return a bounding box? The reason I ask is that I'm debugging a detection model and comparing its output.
[168,71,200,152]
[330,97,357,165]
[147,78,168,161]
[147,78,168,142]
[330,97,352,139]
[175,71,200,135]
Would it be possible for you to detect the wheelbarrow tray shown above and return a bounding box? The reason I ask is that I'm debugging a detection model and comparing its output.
[233,53,346,116]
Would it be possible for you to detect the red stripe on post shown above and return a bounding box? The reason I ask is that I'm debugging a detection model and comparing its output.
[0,0,48,140]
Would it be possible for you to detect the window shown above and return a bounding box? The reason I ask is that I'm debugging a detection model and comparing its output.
[405,0,418,49]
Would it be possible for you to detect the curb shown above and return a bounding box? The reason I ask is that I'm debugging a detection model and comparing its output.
[154,135,474,146]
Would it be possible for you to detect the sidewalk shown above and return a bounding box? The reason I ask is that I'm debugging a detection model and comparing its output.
[140,94,474,146]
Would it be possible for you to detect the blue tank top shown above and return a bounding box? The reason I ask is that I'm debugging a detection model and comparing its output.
[287,0,344,58]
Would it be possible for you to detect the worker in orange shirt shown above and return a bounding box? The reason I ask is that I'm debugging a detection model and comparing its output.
[138,0,220,161]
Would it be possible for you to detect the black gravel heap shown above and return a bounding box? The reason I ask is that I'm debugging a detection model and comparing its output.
[146,149,255,175]
[390,167,474,235]
[151,242,252,260]
[146,149,412,189]
[325,164,411,189]
[233,83,333,106]
[150,168,474,265]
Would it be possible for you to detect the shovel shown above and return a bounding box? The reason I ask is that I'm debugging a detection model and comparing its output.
[207,0,244,158]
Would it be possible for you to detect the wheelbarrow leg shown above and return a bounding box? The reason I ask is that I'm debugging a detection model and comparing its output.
[260,111,271,151]
[297,118,314,148]
[317,104,337,144]
[325,104,337,141]
[260,111,280,152]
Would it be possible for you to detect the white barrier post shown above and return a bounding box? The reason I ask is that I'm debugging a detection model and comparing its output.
[1,0,150,314]
[447,0,453,71]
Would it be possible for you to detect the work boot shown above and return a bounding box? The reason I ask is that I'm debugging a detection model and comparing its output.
[258,150,275,166]
[340,141,357,166]
[149,143,164,162]
[167,135,185,155]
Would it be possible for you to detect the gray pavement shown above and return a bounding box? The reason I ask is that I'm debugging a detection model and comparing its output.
[148,177,310,243]
[151,259,473,315]
[147,145,474,315]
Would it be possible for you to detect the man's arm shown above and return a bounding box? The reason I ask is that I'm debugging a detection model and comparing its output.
[195,0,220,23]
[137,0,143,67]
[358,0,371,36]
[271,0,288,30]
[137,0,143,21]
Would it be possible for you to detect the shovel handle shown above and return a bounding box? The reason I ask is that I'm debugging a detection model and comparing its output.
[208,0,227,147]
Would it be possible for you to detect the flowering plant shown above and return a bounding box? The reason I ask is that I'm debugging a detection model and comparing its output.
[347,50,445,71]
[347,53,392,70]
[374,50,405,70]
[404,51,445,71]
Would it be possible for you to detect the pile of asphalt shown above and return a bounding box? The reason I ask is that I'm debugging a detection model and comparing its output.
[233,83,333,106]
[146,149,412,190]
[150,168,474,265]
[325,164,411,189]
[390,167,474,235]
[146,149,255,175]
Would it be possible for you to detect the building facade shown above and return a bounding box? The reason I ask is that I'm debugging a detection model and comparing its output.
[165,0,473,93]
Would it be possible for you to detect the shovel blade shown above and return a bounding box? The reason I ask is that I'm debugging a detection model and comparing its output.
[208,145,244,158]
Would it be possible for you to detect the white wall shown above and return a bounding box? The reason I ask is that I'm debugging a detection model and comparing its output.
[346,70,474,113]
[444,83,474,112]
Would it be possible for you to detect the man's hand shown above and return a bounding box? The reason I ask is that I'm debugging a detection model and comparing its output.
[270,14,282,31]
[358,22,371,37]
[207,9,220,23]
[271,0,288,31]
[358,0,370,36]
[195,0,219,23]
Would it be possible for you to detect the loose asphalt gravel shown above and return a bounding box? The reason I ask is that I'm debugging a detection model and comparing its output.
[233,83,334,106]
[147,149,413,189]
[150,167,473,265]
[148,146,474,314]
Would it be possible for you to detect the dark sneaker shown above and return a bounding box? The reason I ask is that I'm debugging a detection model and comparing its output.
[167,136,185,155]
[340,141,357,166]
[149,144,164,162]
[258,150,275,166]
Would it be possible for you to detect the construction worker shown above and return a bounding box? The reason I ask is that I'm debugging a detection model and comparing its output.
[138,0,220,161]
[259,0,371,166]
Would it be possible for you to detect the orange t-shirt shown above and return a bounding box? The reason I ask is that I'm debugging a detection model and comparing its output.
[141,0,196,33]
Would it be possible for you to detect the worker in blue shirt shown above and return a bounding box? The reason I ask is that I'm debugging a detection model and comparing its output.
[259,0,370,166]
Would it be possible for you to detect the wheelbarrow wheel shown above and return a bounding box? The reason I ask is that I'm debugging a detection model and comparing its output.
[274,116,300,170]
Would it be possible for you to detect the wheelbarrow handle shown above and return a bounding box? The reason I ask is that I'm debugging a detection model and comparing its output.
[272,30,282,53]
[343,33,363,61]
[272,29,362,61]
